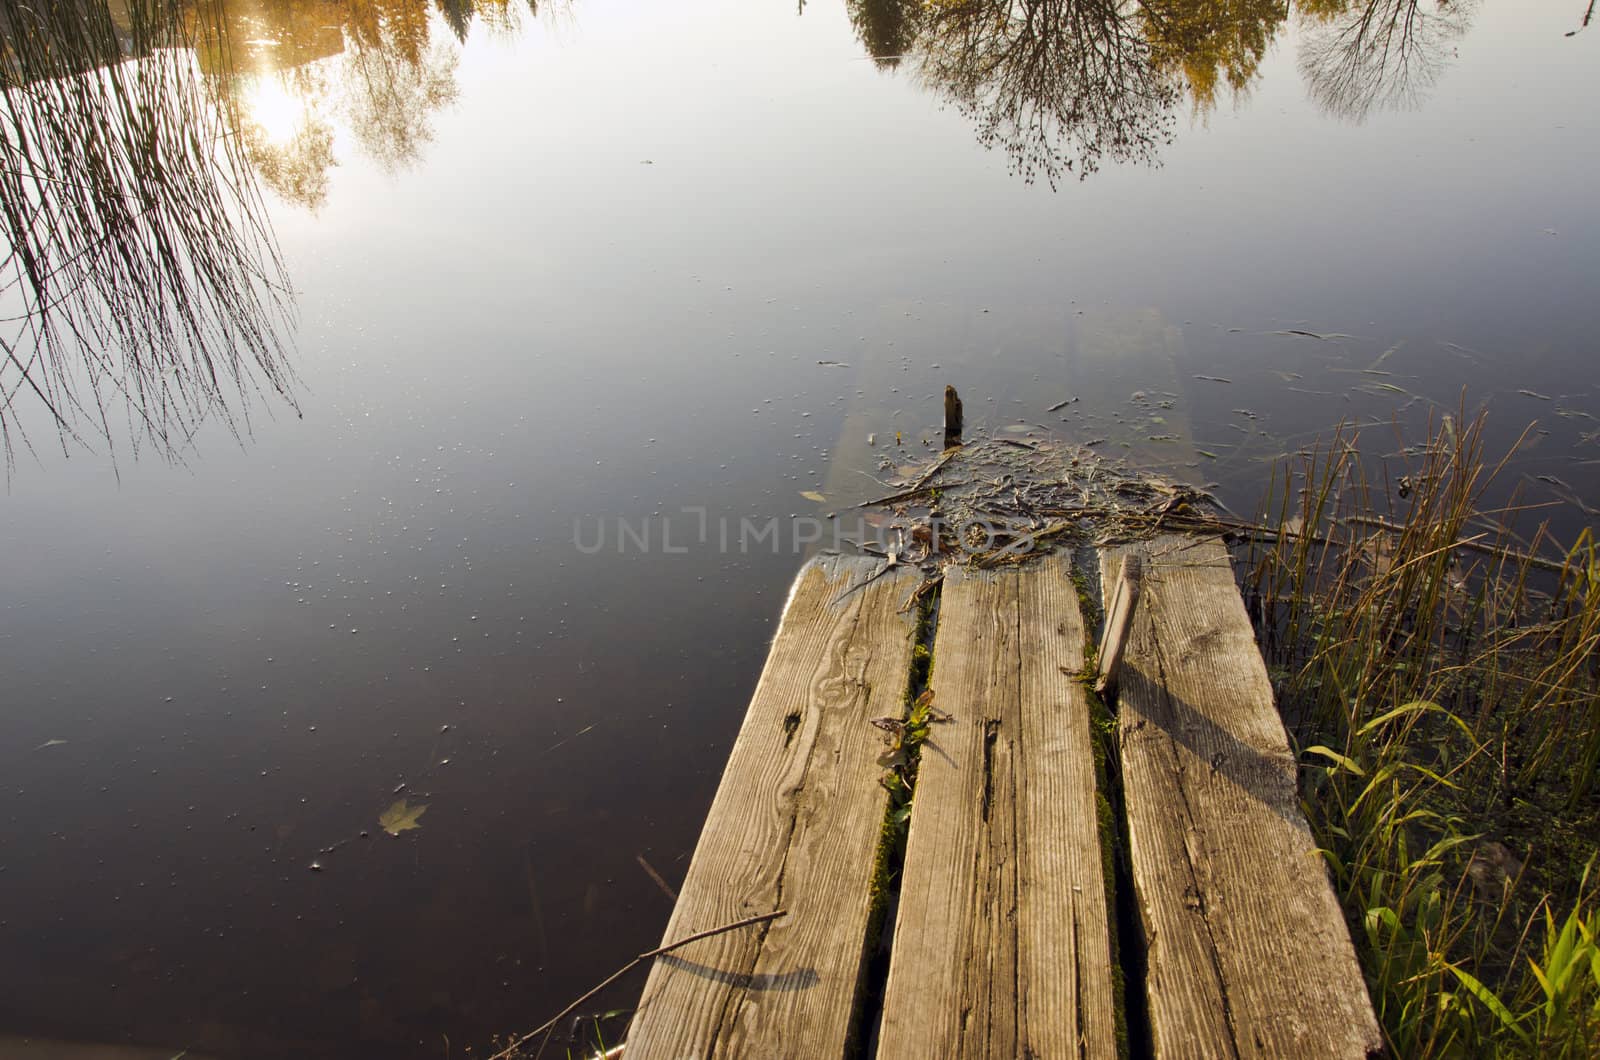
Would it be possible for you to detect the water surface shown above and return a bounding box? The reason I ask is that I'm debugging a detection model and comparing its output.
[1,0,1596,1055]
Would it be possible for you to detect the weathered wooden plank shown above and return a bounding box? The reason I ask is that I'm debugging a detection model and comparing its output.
[1100,535,1380,1059]
[879,555,1119,1059]
[878,563,1020,1060]
[1015,557,1123,1059]
[626,554,920,1059]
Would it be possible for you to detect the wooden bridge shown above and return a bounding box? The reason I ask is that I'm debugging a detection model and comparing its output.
[623,537,1380,1058]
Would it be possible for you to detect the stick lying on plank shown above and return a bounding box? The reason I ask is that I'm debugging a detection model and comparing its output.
[1096,552,1142,696]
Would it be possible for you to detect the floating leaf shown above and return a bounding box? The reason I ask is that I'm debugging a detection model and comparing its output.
[799,490,826,503]
[379,799,428,836]
[33,738,68,750]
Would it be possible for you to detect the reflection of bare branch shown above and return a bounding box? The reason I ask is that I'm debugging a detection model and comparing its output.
[917,0,1179,187]
[1298,0,1478,123]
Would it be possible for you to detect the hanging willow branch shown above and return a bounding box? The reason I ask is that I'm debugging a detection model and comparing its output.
[0,0,295,467]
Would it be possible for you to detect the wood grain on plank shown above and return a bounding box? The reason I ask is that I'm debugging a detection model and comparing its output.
[626,554,920,1059]
[1100,535,1380,1059]
[879,555,1119,1059]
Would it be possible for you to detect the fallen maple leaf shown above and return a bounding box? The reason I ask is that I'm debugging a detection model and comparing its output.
[379,799,428,836]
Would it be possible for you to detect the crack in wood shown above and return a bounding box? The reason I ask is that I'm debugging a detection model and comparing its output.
[848,578,940,1057]
[981,719,1001,823]
[1071,894,1086,1060]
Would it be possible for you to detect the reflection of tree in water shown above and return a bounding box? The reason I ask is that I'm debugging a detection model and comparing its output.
[343,30,460,171]
[237,0,462,178]
[847,0,922,68]
[212,0,567,205]
[848,0,1292,187]
[439,0,474,40]
[916,0,1180,187]
[0,0,294,460]
[848,0,1488,182]
[225,58,340,209]
[1143,0,1287,109]
[1297,0,1479,122]
[243,116,338,208]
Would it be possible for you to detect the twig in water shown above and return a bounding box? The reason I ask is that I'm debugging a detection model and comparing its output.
[1567,0,1595,34]
[488,909,787,1060]
[910,447,959,490]
[854,480,971,509]
[1344,515,1569,573]
[635,855,677,903]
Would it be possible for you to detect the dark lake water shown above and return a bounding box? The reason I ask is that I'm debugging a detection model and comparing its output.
[1,0,1597,1055]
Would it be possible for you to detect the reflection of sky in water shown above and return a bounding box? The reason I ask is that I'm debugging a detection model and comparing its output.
[0,0,1597,1056]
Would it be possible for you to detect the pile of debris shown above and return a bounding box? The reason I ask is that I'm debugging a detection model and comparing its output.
[849,434,1226,576]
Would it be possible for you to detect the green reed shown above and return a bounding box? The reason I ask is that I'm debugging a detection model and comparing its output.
[1243,412,1600,1056]
[0,0,293,464]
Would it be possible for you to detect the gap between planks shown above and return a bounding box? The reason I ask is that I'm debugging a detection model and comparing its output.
[878,554,1120,1059]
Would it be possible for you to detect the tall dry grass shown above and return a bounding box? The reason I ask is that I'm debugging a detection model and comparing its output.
[1244,412,1600,1056]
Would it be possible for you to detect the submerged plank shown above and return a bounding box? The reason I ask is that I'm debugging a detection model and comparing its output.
[627,554,920,1059]
[1100,536,1380,1059]
[879,555,1119,1059]
[1068,306,1201,476]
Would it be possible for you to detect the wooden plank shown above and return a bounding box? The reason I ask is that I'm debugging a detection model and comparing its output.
[626,554,921,1058]
[1099,536,1380,1059]
[878,555,1119,1059]
[1014,557,1122,1059]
